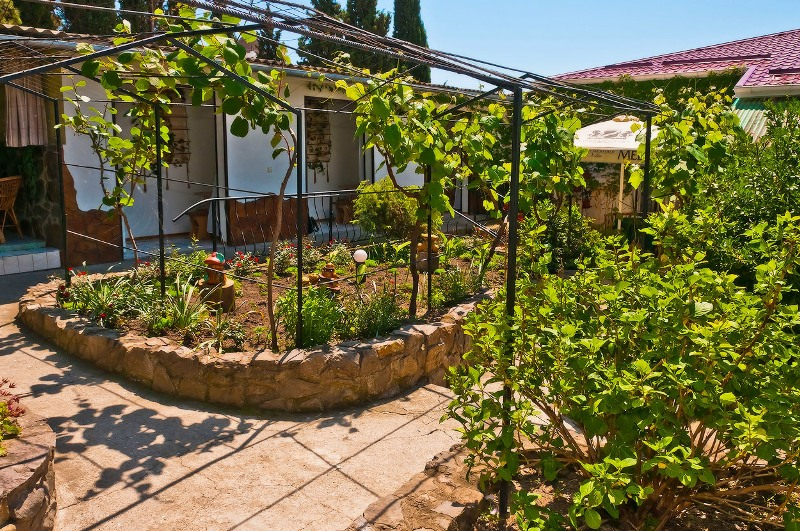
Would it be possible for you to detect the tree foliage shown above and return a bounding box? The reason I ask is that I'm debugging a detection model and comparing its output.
[61,0,118,35]
[298,0,346,66]
[345,0,392,72]
[392,0,429,82]
[0,0,21,25]
[450,213,800,529]
[16,0,58,29]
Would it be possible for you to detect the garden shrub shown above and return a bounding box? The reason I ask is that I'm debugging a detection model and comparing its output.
[0,378,25,457]
[448,213,800,529]
[522,201,603,272]
[432,266,480,308]
[340,285,405,339]
[277,286,342,348]
[353,176,442,240]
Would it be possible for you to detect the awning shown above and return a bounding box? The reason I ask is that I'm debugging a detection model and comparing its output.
[574,115,657,163]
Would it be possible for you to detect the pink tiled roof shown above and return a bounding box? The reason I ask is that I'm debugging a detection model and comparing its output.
[554,28,800,88]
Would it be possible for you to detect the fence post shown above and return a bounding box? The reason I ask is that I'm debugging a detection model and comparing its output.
[53,101,70,285]
[295,110,305,348]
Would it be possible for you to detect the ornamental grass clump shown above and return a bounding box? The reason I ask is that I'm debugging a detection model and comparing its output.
[448,212,800,530]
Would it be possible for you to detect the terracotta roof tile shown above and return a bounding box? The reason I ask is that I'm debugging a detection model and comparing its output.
[555,28,800,89]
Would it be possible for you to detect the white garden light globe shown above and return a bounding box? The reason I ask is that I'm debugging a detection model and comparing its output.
[353,249,368,264]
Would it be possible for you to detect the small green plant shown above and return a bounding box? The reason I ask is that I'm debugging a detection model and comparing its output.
[199,313,245,355]
[324,239,352,268]
[0,378,25,457]
[340,284,405,339]
[432,266,480,307]
[299,238,323,272]
[277,286,342,348]
[165,275,208,337]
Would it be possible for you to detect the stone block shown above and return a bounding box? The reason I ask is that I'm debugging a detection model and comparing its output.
[372,338,404,358]
[151,364,176,395]
[275,376,321,400]
[322,349,360,380]
[122,346,154,384]
[177,379,208,402]
[208,385,244,407]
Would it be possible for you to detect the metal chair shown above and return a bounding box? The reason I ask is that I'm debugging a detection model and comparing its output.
[0,176,23,243]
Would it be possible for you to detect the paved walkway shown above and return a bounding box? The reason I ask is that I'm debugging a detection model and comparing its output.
[1,270,460,530]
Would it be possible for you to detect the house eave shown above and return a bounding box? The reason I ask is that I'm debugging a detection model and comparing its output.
[734,84,800,98]
[559,69,735,86]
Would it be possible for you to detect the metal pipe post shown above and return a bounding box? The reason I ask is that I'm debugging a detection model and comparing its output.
[155,105,166,300]
[498,87,524,525]
[53,101,70,285]
[426,165,433,313]
[295,111,305,348]
[641,115,653,217]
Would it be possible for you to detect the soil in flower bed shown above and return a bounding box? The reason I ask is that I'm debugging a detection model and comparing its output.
[115,254,504,353]
[475,465,775,531]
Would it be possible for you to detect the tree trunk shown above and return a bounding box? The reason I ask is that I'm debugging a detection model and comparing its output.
[408,218,422,318]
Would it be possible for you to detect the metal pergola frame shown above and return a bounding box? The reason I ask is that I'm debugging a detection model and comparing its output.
[0,1,658,521]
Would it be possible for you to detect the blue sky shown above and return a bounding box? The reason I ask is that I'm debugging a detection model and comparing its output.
[297,1,800,88]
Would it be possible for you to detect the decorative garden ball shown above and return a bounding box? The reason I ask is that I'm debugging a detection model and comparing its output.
[205,252,225,285]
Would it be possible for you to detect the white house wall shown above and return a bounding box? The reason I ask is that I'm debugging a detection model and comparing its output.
[62,76,108,212]
[123,104,218,239]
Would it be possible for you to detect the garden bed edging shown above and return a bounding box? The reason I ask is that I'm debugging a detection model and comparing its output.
[18,280,486,412]
[0,414,57,531]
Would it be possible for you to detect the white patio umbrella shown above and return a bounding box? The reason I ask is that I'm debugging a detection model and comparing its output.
[574,115,657,229]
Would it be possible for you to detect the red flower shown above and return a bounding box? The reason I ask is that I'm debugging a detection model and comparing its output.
[99,313,107,318]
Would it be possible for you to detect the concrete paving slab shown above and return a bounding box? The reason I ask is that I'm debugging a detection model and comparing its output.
[0,298,461,531]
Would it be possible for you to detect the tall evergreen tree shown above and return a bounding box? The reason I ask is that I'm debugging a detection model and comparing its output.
[392,0,429,82]
[298,0,345,66]
[118,0,153,33]
[257,25,283,60]
[345,0,391,73]
[61,0,117,35]
[16,0,58,29]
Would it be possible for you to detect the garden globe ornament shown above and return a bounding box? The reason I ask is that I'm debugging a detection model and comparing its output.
[353,249,368,284]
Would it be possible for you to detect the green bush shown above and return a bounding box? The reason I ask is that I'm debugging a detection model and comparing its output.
[340,286,405,339]
[276,286,342,348]
[354,177,439,240]
[522,201,603,272]
[432,266,480,308]
[448,213,800,529]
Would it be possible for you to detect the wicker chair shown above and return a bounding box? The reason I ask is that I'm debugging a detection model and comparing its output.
[0,176,23,243]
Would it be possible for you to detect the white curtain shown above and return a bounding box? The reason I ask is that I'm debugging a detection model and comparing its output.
[4,75,47,147]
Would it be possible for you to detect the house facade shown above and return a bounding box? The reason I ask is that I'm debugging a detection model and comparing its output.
[1,23,475,268]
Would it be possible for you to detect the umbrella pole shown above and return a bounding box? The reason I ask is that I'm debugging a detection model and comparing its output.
[617,163,624,231]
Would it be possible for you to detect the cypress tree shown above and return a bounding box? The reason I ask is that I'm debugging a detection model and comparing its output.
[392,0,429,82]
[298,0,345,66]
[118,0,153,33]
[345,0,391,73]
[61,0,117,35]
[257,25,283,61]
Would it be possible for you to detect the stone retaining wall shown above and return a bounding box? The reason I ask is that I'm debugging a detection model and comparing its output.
[347,445,485,531]
[0,415,57,531]
[18,281,485,412]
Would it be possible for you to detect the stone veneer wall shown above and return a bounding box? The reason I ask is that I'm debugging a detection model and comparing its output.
[0,415,57,531]
[18,281,486,412]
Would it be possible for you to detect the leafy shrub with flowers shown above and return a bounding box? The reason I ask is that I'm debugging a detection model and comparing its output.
[226,250,261,277]
[323,239,353,268]
[0,378,26,457]
[271,238,323,275]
